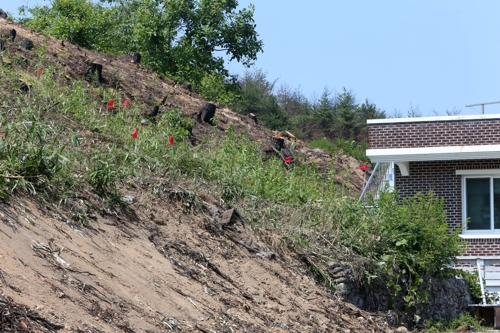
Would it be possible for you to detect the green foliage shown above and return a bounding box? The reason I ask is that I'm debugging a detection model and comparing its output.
[87,153,123,194]
[159,108,194,139]
[372,191,464,277]
[365,191,465,313]
[197,72,239,107]
[0,115,67,195]
[453,269,482,302]
[423,313,485,333]
[22,0,263,88]
[308,87,385,141]
[0,52,195,200]
[234,74,386,158]
[312,88,336,131]
[236,69,289,130]
[20,0,108,48]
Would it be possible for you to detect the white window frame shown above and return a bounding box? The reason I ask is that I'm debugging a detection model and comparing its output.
[457,169,500,238]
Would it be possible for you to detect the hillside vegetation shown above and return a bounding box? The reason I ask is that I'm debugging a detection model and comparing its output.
[0,12,468,333]
[18,0,386,162]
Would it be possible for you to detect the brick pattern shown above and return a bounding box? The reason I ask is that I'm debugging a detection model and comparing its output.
[369,119,500,149]
[454,262,474,268]
[466,239,500,256]
[395,159,500,257]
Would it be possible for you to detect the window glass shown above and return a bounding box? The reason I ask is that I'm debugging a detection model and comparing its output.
[466,178,491,230]
[495,178,500,229]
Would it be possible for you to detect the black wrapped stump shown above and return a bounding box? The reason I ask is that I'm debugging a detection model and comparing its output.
[200,103,216,125]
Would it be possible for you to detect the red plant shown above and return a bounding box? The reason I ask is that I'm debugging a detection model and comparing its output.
[132,127,138,139]
[167,136,174,146]
[283,156,292,164]
[360,163,368,171]
[121,99,130,107]
[37,67,43,76]
[107,100,115,110]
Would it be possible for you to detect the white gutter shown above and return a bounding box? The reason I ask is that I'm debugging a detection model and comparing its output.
[367,113,500,124]
[366,145,500,163]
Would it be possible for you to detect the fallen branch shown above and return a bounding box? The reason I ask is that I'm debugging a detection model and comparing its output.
[0,295,64,331]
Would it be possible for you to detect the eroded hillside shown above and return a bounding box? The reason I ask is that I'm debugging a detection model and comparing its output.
[0,17,401,333]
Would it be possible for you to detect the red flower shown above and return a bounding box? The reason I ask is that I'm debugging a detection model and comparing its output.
[37,67,43,76]
[167,136,174,146]
[107,100,115,110]
[131,127,138,139]
[121,99,130,107]
[283,156,292,164]
[360,163,368,171]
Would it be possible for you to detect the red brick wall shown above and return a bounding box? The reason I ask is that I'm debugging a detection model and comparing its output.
[466,239,500,256]
[369,118,500,149]
[395,159,500,256]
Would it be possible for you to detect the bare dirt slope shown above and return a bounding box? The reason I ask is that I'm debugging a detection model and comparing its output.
[0,18,396,333]
[0,188,394,333]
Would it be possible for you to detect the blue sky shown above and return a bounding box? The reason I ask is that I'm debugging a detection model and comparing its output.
[225,1,500,116]
[3,1,500,116]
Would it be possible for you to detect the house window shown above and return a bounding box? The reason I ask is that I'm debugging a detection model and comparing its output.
[463,176,500,231]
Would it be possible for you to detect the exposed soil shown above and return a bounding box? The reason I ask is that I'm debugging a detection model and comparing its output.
[0,17,398,333]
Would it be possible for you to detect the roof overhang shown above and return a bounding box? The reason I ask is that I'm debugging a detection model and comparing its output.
[366,145,500,163]
[366,145,500,176]
[367,114,500,124]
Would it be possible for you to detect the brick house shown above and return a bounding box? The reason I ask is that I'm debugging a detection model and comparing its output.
[366,114,500,265]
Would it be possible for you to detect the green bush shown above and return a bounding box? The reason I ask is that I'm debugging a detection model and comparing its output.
[197,72,239,107]
[423,313,485,332]
[87,154,123,194]
[0,116,67,195]
[364,191,465,313]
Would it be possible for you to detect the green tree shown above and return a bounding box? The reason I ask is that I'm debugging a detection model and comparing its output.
[277,84,313,139]
[332,87,358,139]
[313,88,336,132]
[236,69,289,130]
[20,0,108,49]
[22,0,263,87]
[276,84,311,117]
[353,99,385,140]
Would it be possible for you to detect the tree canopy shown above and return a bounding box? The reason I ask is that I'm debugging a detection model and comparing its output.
[21,0,263,87]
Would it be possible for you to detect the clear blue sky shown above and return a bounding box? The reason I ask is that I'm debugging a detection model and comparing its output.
[225,0,500,116]
[3,1,500,116]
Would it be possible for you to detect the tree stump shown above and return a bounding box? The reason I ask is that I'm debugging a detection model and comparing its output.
[21,39,34,50]
[148,105,159,117]
[181,82,192,91]
[148,106,159,124]
[249,113,258,124]
[272,137,284,151]
[127,52,141,63]
[200,103,216,125]
[84,63,103,84]
[0,9,7,19]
